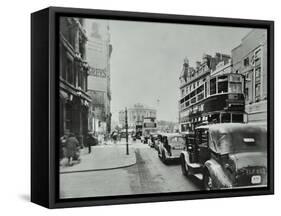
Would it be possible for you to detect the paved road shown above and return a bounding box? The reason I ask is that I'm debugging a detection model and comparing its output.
[126,142,202,194]
[60,142,202,199]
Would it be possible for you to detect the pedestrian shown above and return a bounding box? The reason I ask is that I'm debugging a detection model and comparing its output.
[65,133,80,166]
[60,134,67,159]
[86,132,98,153]
[112,131,118,144]
[86,132,92,154]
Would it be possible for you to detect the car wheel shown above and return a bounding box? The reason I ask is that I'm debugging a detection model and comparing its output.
[203,170,213,190]
[181,155,188,176]
[158,149,161,159]
[162,150,167,163]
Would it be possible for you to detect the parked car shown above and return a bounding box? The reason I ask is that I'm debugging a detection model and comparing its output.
[180,123,267,190]
[157,133,186,164]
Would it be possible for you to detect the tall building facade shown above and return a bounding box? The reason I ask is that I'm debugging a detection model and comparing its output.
[232,29,267,123]
[119,103,157,129]
[84,19,113,134]
[59,17,91,146]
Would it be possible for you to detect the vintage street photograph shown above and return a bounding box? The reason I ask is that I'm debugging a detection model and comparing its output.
[59,17,268,199]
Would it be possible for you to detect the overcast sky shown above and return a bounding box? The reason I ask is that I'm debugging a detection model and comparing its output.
[106,20,251,122]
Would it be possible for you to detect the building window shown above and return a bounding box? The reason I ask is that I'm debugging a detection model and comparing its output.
[245,87,249,101]
[66,57,74,85]
[255,83,261,101]
[243,57,249,67]
[191,97,196,104]
[60,49,67,80]
[255,49,261,59]
[255,67,261,83]
[65,103,72,130]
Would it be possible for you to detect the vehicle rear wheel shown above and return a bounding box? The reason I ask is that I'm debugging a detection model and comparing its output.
[181,155,188,176]
[203,170,213,190]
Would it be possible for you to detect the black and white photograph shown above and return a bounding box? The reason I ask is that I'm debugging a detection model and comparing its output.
[58,16,268,199]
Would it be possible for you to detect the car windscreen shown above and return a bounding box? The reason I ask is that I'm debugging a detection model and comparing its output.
[169,136,186,148]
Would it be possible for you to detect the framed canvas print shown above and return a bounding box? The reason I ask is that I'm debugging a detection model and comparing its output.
[31,7,274,208]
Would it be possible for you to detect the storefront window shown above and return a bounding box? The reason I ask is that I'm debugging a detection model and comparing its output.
[255,83,261,101]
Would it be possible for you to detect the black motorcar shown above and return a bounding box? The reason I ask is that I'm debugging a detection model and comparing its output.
[180,123,267,190]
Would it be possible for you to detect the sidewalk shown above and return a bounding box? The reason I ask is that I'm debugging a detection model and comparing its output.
[60,145,136,174]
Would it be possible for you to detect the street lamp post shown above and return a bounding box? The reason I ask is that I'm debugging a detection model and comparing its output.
[125,107,129,155]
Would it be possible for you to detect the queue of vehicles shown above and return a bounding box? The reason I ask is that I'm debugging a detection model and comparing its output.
[124,72,267,190]
[144,122,267,190]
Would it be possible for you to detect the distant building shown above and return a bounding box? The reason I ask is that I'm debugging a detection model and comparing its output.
[232,29,267,123]
[84,19,113,134]
[119,103,157,129]
[59,17,91,146]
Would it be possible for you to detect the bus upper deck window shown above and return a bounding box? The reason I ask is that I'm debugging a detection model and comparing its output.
[210,78,216,95]
[229,82,242,93]
[218,76,228,94]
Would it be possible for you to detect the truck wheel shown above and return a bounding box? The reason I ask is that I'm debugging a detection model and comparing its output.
[203,170,213,190]
[181,155,188,176]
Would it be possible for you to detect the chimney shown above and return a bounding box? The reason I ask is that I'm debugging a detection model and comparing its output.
[196,61,201,69]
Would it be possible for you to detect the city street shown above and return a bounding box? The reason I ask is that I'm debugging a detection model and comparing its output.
[60,140,202,199]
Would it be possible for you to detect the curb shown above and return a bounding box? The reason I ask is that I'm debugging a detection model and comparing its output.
[60,152,137,174]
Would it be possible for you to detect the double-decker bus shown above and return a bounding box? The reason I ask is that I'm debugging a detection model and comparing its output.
[179,73,246,132]
[142,117,157,142]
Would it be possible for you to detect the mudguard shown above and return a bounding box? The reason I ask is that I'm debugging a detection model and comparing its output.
[204,159,233,189]
[159,144,168,156]
[180,151,190,164]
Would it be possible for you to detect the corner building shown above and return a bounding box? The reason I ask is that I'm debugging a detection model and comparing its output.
[232,29,267,123]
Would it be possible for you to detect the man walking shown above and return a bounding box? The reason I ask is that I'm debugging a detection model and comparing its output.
[86,132,98,154]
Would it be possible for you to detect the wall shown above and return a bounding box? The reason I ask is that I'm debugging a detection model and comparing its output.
[1,0,279,216]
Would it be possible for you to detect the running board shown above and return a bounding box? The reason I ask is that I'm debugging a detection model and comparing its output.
[194,173,203,181]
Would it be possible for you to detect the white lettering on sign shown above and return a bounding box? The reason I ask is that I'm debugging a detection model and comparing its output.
[89,67,107,78]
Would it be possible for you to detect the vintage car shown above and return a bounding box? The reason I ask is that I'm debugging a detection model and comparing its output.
[180,123,267,190]
[148,133,159,148]
[158,133,186,164]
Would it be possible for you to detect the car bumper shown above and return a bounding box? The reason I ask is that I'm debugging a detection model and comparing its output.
[221,184,267,190]
[166,155,181,161]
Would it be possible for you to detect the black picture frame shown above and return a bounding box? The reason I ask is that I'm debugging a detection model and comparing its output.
[31,6,274,208]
